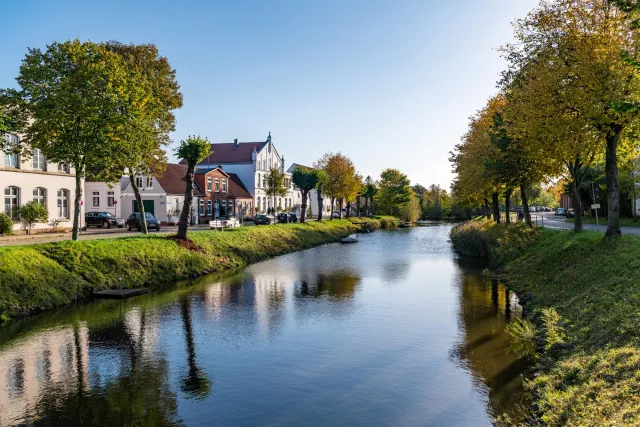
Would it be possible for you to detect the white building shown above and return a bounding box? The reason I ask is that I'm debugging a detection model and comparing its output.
[287,163,332,218]
[1,132,84,232]
[185,133,297,214]
[86,164,200,224]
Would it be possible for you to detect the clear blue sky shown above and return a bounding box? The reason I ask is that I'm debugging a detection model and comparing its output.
[1,0,539,190]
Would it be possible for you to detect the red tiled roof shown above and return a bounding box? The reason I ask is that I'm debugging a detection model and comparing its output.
[227,173,252,199]
[179,141,266,166]
[154,163,204,196]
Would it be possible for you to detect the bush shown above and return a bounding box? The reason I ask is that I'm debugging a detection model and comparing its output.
[19,201,48,234]
[376,216,398,229]
[449,220,492,256]
[0,213,13,236]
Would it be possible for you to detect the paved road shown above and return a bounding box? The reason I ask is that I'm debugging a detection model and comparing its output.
[537,212,640,236]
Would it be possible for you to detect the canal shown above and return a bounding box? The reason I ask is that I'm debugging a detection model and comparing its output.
[0,225,530,426]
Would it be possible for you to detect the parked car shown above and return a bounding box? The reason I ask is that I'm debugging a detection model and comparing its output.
[566,208,575,218]
[288,212,298,223]
[555,208,566,216]
[254,214,273,225]
[530,206,538,212]
[126,212,161,231]
[277,212,290,223]
[332,210,341,219]
[85,212,125,228]
[222,216,241,228]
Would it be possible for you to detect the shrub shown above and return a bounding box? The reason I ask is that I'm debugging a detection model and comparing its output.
[449,219,492,256]
[0,213,13,236]
[19,201,49,234]
[378,217,398,229]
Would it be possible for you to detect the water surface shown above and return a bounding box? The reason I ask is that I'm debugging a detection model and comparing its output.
[0,225,528,426]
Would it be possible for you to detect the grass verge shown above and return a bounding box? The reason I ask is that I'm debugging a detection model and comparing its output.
[0,219,373,321]
[566,216,640,227]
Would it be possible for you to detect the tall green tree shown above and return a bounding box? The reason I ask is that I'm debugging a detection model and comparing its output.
[375,168,412,216]
[292,167,321,223]
[1,40,132,240]
[265,168,287,217]
[102,42,183,234]
[362,176,378,216]
[175,135,211,240]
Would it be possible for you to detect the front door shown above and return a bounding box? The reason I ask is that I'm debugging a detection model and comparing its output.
[132,200,155,215]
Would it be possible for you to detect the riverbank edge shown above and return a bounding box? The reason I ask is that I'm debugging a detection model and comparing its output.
[452,220,640,425]
[0,218,389,322]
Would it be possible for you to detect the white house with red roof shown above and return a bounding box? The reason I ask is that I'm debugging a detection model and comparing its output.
[184,133,297,214]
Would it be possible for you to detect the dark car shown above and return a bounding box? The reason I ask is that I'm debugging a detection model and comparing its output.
[277,212,290,223]
[254,214,273,225]
[288,212,298,223]
[566,208,575,218]
[85,211,125,228]
[126,212,161,231]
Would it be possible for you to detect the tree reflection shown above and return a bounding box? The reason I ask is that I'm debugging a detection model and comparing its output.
[179,296,212,400]
[296,271,361,300]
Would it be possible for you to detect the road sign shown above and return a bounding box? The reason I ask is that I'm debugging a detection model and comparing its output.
[591,204,601,209]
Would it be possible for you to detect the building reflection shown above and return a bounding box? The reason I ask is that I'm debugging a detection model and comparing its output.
[449,261,529,421]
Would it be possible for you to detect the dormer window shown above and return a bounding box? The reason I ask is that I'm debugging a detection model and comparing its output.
[135,176,143,188]
[146,176,153,188]
[58,163,70,174]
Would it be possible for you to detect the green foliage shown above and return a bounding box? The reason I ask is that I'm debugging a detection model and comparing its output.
[175,135,210,164]
[0,219,376,321]
[291,167,320,192]
[0,213,14,236]
[265,167,287,210]
[375,168,412,215]
[505,318,537,358]
[18,201,48,234]
[399,193,420,223]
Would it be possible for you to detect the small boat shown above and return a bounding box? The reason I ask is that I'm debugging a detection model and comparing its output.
[340,234,359,244]
[398,222,411,228]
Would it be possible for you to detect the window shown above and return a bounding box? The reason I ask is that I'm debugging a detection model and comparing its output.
[107,191,115,207]
[199,200,205,216]
[32,149,46,171]
[221,200,227,216]
[207,200,212,216]
[256,174,260,188]
[58,163,70,173]
[175,198,179,212]
[214,178,220,192]
[262,176,266,188]
[3,134,19,168]
[135,176,143,188]
[222,179,227,193]
[33,188,46,205]
[92,191,100,207]
[4,186,20,219]
[146,176,153,188]
[207,176,212,192]
[57,189,69,218]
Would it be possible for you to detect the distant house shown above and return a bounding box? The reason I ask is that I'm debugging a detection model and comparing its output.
[193,166,253,222]
[287,163,332,218]
[87,164,201,224]
[182,133,297,213]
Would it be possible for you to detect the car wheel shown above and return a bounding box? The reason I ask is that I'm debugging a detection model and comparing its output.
[156,226,161,232]
[137,224,141,232]
[103,220,111,229]
[127,223,131,231]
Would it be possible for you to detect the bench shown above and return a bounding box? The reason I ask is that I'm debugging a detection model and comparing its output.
[209,220,225,230]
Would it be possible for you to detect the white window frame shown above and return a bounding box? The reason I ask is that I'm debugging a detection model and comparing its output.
[207,200,212,216]
[199,199,205,216]
[222,179,227,193]
[107,191,115,207]
[135,176,143,189]
[3,134,19,168]
[92,191,100,207]
[33,187,47,205]
[214,178,220,192]
[4,186,20,219]
[146,176,153,188]
[32,149,46,171]
[207,176,212,192]
[58,163,70,174]
[57,189,69,218]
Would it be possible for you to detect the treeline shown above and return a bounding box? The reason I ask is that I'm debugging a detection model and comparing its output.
[450,0,640,236]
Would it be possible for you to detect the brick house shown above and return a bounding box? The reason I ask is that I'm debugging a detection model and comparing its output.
[194,166,253,222]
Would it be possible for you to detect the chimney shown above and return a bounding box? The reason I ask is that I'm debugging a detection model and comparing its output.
[281,157,285,173]
[233,138,239,149]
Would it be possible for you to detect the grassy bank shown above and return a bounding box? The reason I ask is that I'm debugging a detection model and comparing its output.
[502,230,640,426]
[451,220,640,425]
[0,219,380,322]
[567,216,640,227]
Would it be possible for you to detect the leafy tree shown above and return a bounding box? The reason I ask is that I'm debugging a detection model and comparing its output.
[362,176,378,216]
[175,135,211,239]
[0,213,13,236]
[265,168,287,217]
[292,167,321,223]
[375,168,412,216]
[315,152,357,220]
[102,42,183,234]
[502,0,640,236]
[344,172,363,218]
[399,192,421,223]
[18,201,48,234]
[1,40,132,240]
[314,170,328,221]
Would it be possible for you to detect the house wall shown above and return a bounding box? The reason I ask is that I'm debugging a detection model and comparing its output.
[1,134,83,232]
[84,182,122,217]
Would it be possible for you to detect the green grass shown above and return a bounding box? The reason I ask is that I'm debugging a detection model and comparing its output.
[566,216,640,227]
[0,219,372,321]
[501,229,640,425]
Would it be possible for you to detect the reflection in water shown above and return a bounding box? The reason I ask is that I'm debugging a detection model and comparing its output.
[450,260,529,420]
[0,226,532,426]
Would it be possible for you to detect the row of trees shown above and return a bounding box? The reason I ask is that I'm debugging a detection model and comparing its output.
[0,40,184,239]
[451,0,640,236]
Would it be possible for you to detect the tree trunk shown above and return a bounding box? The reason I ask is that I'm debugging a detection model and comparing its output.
[571,179,583,232]
[346,201,351,218]
[521,186,532,228]
[356,196,361,217]
[492,192,500,223]
[364,196,369,217]
[505,188,512,224]
[300,189,308,223]
[330,198,335,220]
[177,161,196,240]
[484,198,491,219]
[129,173,148,234]
[317,185,324,221]
[72,172,83,241]
[605,129,622,237]
[338,199,343,219]
[370,197,375,215]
